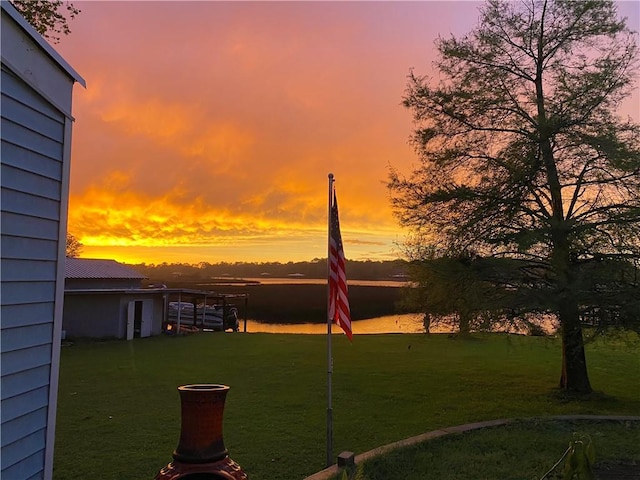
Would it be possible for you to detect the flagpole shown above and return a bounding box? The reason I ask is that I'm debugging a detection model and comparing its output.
[326,173,334,467]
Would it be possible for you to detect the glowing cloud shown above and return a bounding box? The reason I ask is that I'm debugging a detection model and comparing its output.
[56,1,638,264]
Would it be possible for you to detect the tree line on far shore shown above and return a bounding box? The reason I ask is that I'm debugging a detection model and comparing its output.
[132,258,409,282]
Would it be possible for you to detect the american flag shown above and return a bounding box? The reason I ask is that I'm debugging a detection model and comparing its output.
[329,191,352,340]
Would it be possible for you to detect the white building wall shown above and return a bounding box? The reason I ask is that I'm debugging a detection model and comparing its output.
[1,3,84,479]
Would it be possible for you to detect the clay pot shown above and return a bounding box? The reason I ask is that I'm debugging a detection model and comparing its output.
[155,384,247,480]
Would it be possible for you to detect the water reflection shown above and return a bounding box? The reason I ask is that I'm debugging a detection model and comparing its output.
[241,314,430,335]
[239,313,557,335]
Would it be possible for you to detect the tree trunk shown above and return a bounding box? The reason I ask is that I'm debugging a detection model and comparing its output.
[458,311,471,335]
[559,301,592,393]
[554,255,593,394]
[550,222,592,393]
[423,313,431,334]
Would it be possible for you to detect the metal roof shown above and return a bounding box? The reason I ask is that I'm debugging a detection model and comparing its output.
[65,258,147,280]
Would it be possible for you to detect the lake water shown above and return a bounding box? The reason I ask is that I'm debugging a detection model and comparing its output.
[238,313,558,335]
[202,278,557,335]
[205,278,425,334]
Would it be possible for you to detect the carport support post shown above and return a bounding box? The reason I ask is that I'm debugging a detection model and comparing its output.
[202,294,207,327]
[243,296,248,333]
[177,292,182,334]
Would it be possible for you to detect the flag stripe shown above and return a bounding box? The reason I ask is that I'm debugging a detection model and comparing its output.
[329,191,352,340]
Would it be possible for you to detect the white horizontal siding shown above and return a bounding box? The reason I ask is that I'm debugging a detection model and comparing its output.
[2,5,81,477]
[1,93,64,140]
[1,366,51,400]
[1,281,56,305]
[1,407,48,447]
[1,118,63,161]
[1,429,46,471]
[1,187,60,219]
[1,211,59,240]
[1,163,62,201]
[0,448,45,480]
[1,386,49,421]
[1,323,54,353]
[1,67,64,121]
[1,344,53,377]
[1,130,57,478]
[1,259,57,282]
[1,141,62,180]
[1,303,54,329]
[1,236,58,261]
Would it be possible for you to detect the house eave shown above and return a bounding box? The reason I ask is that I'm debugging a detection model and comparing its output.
[1,1,86,88]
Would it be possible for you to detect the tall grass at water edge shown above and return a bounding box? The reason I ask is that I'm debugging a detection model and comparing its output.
[53,332,640,480]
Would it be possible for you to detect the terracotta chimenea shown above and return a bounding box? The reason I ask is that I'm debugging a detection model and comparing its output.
[155,384,248,480]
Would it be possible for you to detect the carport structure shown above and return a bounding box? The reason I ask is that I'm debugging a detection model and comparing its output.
[161,288,249,334]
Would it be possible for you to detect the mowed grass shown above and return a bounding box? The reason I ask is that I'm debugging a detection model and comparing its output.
[53,333,640,480]
[349,418,640,480]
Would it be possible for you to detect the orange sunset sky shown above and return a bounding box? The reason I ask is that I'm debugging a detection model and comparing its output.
[56,1,640,265]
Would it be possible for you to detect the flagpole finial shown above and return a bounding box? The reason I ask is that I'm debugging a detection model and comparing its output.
[328,173,334,180]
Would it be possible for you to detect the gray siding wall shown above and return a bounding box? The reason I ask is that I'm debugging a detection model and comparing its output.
[63,293,165,338]
[62,294,122,338]
[1,65,66,479]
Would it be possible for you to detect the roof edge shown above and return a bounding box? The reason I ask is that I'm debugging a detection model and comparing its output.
[1,1,86,88]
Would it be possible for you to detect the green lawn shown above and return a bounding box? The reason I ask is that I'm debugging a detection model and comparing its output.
[346,418,640,480]
[53,333,640,480]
